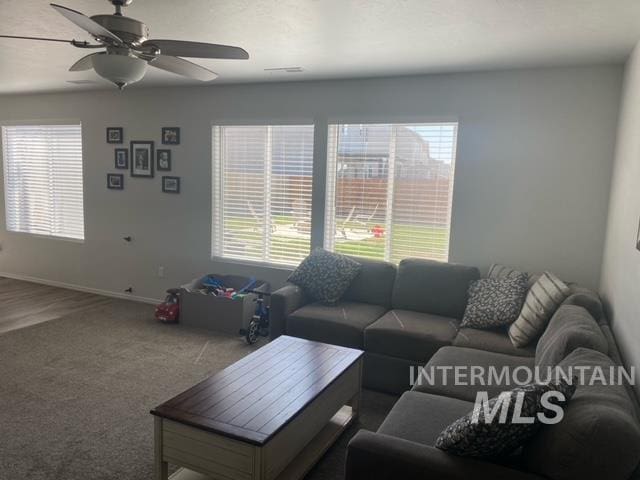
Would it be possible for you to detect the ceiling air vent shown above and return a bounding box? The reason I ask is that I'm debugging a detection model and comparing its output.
[264,67,304,73]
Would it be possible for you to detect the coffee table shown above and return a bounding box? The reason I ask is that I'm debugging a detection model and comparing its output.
[151,335,363,480]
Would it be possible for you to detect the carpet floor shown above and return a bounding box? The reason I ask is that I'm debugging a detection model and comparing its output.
[0,296,397,480]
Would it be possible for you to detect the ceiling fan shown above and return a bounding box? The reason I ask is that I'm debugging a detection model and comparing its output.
[0,0,249,90]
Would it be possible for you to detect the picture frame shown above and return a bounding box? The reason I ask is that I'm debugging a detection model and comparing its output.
[162,127,180,145]
[106,127,123,144]
[157,149,172,171]
[107,173,124,190]
[130,140,154,178]
[162,176,180,194]
[114,148,128,169]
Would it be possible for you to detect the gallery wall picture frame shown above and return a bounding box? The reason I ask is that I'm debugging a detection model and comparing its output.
[115,148,128,169]
[107,173,124,190]
[162,127,180,145]
[162,176,180,194]
[107,127,123,144]
[130,140,154,178]
[157,149,172,171]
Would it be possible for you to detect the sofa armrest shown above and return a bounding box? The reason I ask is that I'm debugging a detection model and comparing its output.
[269,283,308,339]
[346,430,543,480]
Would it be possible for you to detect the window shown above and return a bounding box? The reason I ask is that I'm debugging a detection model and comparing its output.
[212,125,314,266]
[2,124,84,241]
[324,122,457,263]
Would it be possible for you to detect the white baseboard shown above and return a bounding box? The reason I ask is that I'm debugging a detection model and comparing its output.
[0,272,161,305]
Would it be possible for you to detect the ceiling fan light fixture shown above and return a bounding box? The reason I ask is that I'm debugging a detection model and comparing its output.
[92,53,147,90]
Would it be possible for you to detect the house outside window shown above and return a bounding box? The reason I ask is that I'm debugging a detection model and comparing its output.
[212,124,314,266]
[324,122,458,263]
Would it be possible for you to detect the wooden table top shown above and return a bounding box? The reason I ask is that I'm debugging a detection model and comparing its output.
[151,335,363,445]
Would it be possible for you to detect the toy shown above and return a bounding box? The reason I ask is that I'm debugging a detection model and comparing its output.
[371,225,385,238]
[239,289,271,344]
[201,275,226,296]
[198,275,258,298]
[155,288,181,323]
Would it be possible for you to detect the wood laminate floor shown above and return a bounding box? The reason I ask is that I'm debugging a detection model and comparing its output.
[0,277,114,334]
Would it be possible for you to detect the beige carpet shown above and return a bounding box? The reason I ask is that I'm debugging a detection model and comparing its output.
[0,296,396,479]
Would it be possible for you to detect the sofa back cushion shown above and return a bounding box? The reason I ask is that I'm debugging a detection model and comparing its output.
[562,285,605,324]
[524,348,640,480]
[392,259,480,319]
[535,305,608,369]
[342,257,397,308]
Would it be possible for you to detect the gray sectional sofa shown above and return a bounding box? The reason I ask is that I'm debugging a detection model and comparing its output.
[272,257,527,393]
[271,257,640,480]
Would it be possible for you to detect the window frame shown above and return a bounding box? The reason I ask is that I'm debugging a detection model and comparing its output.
[323,120,459,263]
[211,122,316,268]
[1,120,85,243]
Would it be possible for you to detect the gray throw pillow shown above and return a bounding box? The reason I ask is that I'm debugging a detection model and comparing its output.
[435,379,575,459]
[288,249,361,304]
[461,275,528,329]
[487,263,539,289]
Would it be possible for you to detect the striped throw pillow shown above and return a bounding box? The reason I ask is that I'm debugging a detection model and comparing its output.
[508,271,571,347]
[488,263,539,289]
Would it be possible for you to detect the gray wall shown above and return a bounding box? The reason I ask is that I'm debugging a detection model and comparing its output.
[0,65,622,301]
[601,43,640,394]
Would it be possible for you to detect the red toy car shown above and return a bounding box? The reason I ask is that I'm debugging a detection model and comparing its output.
[155,288,180,323]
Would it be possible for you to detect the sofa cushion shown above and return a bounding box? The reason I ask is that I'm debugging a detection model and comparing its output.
[378,391,473,446]
[535,305,608,369]
[365,310,460,362]
[342,257,397,308]
[413,346,534,402]
[288,249,361,304]
[435,379,575,459]
[461,276,528,329]
[287,301,386,349]
[524,348,640,480]
[562,286,605,324]
[453,328,535,357]
[392,259,480,319]
[509,271,571,347]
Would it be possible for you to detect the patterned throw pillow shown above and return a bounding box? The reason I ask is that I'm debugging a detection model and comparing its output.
[509,271,571,347]
[435,379,575,459]
[461,276,528,329]
[288,249,361,304]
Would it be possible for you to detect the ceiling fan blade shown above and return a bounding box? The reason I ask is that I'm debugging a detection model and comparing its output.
[142,40,248,60]
[149,55,218,81]
[69,52,103,71]
[50,3,123,45]
[0,34,73,44]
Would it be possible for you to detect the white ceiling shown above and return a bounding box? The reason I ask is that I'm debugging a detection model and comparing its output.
[1,0,640,94]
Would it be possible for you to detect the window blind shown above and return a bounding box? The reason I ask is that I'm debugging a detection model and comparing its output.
[324,122,457,263]
[212,125,314,266]
[2,124,85,241]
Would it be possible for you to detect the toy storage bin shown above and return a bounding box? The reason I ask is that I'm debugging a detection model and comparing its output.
[179,274,269,335]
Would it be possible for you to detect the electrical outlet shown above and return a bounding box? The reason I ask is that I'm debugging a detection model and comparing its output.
[158,266,165,278]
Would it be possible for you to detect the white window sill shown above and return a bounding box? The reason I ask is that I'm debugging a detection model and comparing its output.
[211,255,297,272]
[5,230,85,244]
